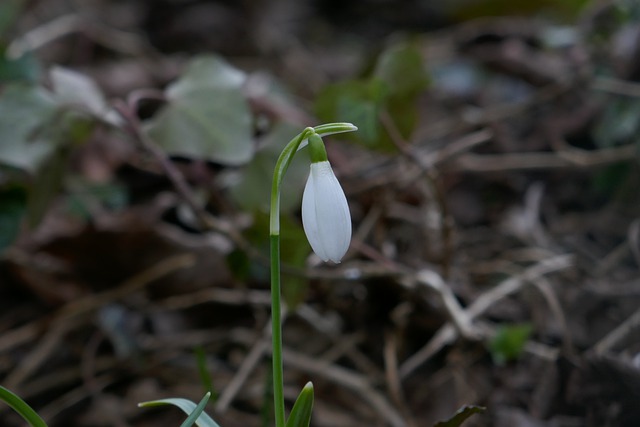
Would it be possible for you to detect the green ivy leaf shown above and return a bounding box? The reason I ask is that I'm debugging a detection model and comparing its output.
[50,66,109,119]
[0,84,58,172]
[488,323,532,365]
[433,405,486,427]
[0,49,40,83]
[146,55,253,165]
[374,41,428,143]
[316,79,387,149]
[316,41,428,151]
[167,55,246,94]
[229,122,308,213]
[373,41,429,99]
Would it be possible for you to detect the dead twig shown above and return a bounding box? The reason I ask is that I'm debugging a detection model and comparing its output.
[591,76,640,98]
[215,338,269,413]
[380,109,457,277]
[283,349,408,427]
[114,98,265,266]
[446,143,635,172]
[228,327,408,427]
[592,306,640,355]
[3,321,72,389]
[8,13,152,58]
[404,269,480,340]
[399,254,574,379]
[384,331,416,427]
[0,254,195,354]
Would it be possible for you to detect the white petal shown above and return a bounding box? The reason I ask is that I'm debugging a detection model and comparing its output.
[301,161,351,263]
[301,169,326,261]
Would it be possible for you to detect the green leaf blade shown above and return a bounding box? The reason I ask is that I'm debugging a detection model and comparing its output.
[138,395,222,427]
[433,405,486,427]
[0,184,27,253]
[0,385,48,427]
[285,382,314,427]
[0,84,58,172]
[146,54,253,166]
[179,393,211,427]
[488,323,533,365]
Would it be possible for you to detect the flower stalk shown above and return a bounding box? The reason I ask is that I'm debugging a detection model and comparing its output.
[269,123,356,427]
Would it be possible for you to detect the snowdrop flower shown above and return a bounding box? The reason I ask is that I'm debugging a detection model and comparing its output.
[301,134,351,263]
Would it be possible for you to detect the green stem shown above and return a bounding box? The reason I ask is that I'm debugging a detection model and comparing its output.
[269,233,285,427]
[269,128,313,427]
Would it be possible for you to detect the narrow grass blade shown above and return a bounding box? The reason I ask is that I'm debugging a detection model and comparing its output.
[0,386,48,427]
[285,382,314,427]
[433,405,486,427]
[138,393,221,427]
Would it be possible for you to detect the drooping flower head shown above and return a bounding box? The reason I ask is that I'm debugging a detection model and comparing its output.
[301,133,351,263]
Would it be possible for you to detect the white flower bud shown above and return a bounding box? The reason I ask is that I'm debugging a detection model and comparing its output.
[301,161,351,263]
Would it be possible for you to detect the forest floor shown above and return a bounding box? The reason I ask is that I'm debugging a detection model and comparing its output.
[2,1,640,426]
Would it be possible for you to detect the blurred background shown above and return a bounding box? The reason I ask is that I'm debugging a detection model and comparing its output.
[2,0,640,426]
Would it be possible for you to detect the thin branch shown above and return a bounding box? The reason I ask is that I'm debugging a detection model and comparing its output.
[399,254,574,379]
[113,99,256,259]
[379,109,456,277]
[446,143,635,173]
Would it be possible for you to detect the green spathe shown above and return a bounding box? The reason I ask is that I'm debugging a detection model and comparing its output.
[307,133,328,164]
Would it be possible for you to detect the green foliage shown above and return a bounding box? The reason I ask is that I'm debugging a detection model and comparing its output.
[591,162,633,201]
[195,347,218,401]
[49,66,114,123]
[488,323,533,365]
[229,123,308,214]
[449,0,589,21]
[278,214,312,309]
[0,50,40,83]
[179,393,212,427]
[316,41,428,150]
[226,248,253,282]
[433,405,486,427]
[374,43,429,99]
[593,97,640,148]
[0,0,25,38]
[285,383,314,427]
[65,180,128,219]
[374,42,429,147]
[138,393,221,427]
[316,79,386,148]
[0,183,27,253]
[0,385,48,427]
[0,84,58,172]
[615,0,640,21]
[146,55,253,165]
[25,146,69,227]
[245,212,311,309]
[0,65,117,236]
